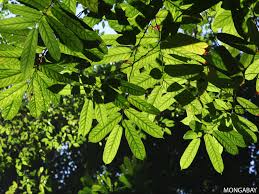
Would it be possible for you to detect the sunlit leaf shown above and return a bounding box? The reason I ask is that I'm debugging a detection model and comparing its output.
[180,138,200,170]
[103,125,123,164]
[123,120,146,160]
[204,134,224,174]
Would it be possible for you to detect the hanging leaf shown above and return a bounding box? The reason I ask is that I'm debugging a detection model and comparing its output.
[237,97,259,116]
[231,114,257,144]
[28,72,57,117]
[51,6,101,42]
[183,130,198,140]
[39,17,61,61]
[213,130,239,155]
[204,134,224,174]
[237,116,258,132]
[122,120,146,160]
[47,16,83,52]
[103,125,123,164]
[79,98,93,136]
[124,108,163,138]
[128,96,160,115]
[95,103,108,125]
[180,138,200,170]
[216,33,255,55]
[20,28,38,76]
[226,130,246,148]
[88,113,122,143]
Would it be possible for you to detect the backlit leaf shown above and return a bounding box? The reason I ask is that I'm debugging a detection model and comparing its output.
[39,17,61,61]
[20,28,38,76]
[123,120,146,160]
[180,138,200,169]
[204,134,224,174]
[88,113,122,143]
[124,108,163,138]
[103,125,123,164]
[79,98,93,136]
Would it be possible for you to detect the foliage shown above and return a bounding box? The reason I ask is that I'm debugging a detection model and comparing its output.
[0,96,85,193]
[0,0,258,193]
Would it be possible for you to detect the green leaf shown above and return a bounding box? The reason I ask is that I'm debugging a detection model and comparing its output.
[204,134,224,174]
[0,82,27,120]
[95,103,108,125]
[237,116,258,132]
[237,97,259,116]
[47,16,83,52]
[78,0,98,13]
[79,98,93,136]
[212,7,239,36]
[59,43,89,60]
[39,17,61,61]
[183,130,198,140]
[121,80,146,96]
[40,64,71,83]
[232,114,257,144]
[128,96,160,115]
[0,58,23,88]
[0,50,22,58]
[164,64,203,77]
[0,17,34,31]
[256,77,259,93]
[216,33,255,55]
[161,33,208,55]
[20,28,38,76]
[131,72,157,89]
[103,125,123,164]
[88,113,122,143]
[62,0,77,14]
[122,120,146,160]
[8,4,42,20]
[213,130,239,155]
[124,108,163,138]
[93,47,132,64]
[245,58,259,80]
[114,94,130,109]
[51,6,101,42]
[247,18,259,47]
[28,72,56,117]
[19,0,51,10]
[180,138,200,170]
[226,130,246,148]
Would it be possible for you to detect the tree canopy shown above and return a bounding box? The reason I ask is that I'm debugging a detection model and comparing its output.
[0,0,258,193]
